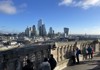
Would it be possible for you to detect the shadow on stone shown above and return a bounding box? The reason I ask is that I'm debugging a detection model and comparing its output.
[94,52,100,57]
[67,59,86,66]
[87,60,100,70]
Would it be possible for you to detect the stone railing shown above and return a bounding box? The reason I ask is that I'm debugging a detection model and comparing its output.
[0,40,100,70]
[0,44,51,70]
[51,40,100,70]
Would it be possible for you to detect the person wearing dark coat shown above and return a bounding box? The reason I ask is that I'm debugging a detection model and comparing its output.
[49,54,57,70]
[87,46,93,59]
[23,59,33,70]
[76,47,81,64]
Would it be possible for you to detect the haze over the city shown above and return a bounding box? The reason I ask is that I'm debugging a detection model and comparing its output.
[0,0,100,34]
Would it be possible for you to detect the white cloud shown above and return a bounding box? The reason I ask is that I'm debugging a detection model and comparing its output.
[59,0,73,6]
[0,0,16,14]
[59,0,100,9]
[0,0,27,14]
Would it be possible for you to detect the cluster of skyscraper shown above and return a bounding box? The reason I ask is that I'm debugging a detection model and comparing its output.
[38,19,47,36]
[25,25,37,37]
[24,19,69,38]
[24,19,54,38]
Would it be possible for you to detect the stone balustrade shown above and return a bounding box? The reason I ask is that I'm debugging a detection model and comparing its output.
[0,40,100,70]
[51,40,100,70]
[0,44,51,70]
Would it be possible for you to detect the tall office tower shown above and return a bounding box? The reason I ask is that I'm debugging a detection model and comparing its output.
[29,27,32,37]
[42,24,47,36]
[37,19,47,36]
[53,30,55,35]
[64,28,69,37]
[32,25,37,36]
[25,26,29,37]
[49,27,53,35]
[38,19,43,36]
[48,27,54,38]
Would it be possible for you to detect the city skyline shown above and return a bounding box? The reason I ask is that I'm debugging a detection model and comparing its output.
[0,0,100,34]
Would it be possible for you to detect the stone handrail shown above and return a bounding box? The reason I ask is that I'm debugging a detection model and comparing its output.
[0,44,51,70]
[51,40,100,70]
[0,40,99,70]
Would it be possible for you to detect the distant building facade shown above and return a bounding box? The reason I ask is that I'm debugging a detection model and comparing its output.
[42,24,47,36]
[25,27,29,37]
[32,25,37,36]
[38,19,43,36]
[64,28,69,37]
[38,19,47,36]
[48,27,54,38]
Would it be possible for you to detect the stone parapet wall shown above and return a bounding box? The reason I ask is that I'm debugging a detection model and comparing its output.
[0,40,99,70]
[51,40,99,70]
[0,44,50,70]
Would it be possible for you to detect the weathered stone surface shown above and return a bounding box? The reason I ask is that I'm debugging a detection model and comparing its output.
[63,57,100,70]
[0,40,100,70]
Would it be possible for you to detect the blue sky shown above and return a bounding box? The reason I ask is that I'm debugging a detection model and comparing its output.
[0,0,100,34]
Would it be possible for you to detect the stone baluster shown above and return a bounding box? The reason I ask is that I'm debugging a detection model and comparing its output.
[62,46,65,60]
[57,47,59,62]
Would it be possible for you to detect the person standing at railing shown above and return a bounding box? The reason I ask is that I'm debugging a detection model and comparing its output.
[39,57,51,70]
[82,47,88,60]
[87,46,92,59]
[76,47,81,64]
[91,47,94,59]
[22,59,33,70]
[69,48,76,65]
[72,48,76,64]
[48,54,57,70]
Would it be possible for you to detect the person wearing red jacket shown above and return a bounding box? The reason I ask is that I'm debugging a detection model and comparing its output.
[91,48,94,59]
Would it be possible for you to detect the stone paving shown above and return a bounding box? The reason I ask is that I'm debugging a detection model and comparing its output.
[63,57,100,70]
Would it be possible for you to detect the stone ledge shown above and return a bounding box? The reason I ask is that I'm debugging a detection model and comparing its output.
[54,55,83,70]
[54,59,69,70]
